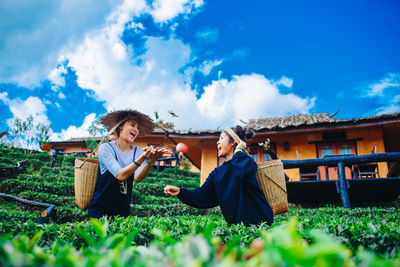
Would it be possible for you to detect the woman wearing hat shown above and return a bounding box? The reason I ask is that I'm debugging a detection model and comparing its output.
[88,109,172,218]
[164,125,273,226]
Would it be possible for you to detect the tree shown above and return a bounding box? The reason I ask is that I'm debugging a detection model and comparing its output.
[85,138,99,154]
[7,115,51,152]
[88,119,107,137]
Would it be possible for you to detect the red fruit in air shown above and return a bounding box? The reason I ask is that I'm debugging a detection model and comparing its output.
[176,143,188,153]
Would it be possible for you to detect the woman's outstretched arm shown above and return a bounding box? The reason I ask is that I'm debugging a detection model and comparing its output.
[164,170,218,209]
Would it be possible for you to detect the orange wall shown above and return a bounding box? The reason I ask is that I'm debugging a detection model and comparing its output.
[200,140,218,184]
[258,132,321,181]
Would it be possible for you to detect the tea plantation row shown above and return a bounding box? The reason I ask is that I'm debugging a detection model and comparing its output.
[0,144,399,265]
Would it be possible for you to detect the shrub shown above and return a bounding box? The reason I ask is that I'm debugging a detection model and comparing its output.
[1,218,400,266]
[0,179,74,196]
[27,159,44,172]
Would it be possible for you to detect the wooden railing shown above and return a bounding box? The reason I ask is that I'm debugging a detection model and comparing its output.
[281,152,400,208]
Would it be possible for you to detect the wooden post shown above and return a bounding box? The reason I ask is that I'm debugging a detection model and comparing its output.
[337,162,351,208]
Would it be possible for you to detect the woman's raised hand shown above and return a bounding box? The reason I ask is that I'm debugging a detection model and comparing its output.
[149,147,173,161]
[164,185,180,196]
[142,146,154,159]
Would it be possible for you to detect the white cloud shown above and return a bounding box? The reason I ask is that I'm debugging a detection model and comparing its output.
[195,27,218,43]
[58,92,66,99]
[6,96,49,126]
[126,21,145,33]
[231,47,249,59]
[367,73,400,97]
[150,0,204,23]
[199,59,222,76]
[274,76,293,88]
[0,0,123,87]
[49,64,67,89]
[197,74,315,126]
[365,73,400,115]
[2,0,315,134]
[0,92,9,103]
[376,104,400,115]
[51,113,96,141]
[46,0,314,131]
[60,0,205,129]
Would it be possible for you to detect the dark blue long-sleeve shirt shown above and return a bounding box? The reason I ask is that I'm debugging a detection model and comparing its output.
[178,152,274,226]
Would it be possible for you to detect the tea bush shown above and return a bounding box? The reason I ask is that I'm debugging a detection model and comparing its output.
[0,144,399,264]
[1,218,400,266]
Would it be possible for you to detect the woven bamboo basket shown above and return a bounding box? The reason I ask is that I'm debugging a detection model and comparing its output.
[74,158,99,209]
[256,160,288,216]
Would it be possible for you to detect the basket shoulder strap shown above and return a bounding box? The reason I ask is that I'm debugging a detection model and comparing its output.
[89,120,127,157]
[132,146,138,177]
[108,142,119,162]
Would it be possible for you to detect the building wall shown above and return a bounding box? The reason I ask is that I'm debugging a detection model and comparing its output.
[200,140,218,185]
[260,132,321,181]
[51,143,88,154]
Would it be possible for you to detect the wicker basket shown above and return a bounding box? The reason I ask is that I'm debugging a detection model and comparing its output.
[74,158,99,210]
[256,160,288,216]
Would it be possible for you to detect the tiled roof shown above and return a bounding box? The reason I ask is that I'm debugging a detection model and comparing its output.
[246,113,336,130]
[246,112,400,131]
[54,112,400,142]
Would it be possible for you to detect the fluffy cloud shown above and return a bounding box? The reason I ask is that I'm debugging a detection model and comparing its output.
[150,0,204,22]
[195,27,218,43]
[61,0,206,129]
[197,74,315,126]
[51,113,96,141]
[0,0,124,87]
[376,104,400,115]
[367,73,400,97]
[48,64,68,89]
[365,73,400,115]
[2,0,316,140]
[199,59,222,76]
[274,76,294,88]
[0,92,8,103]
[0,95,49,127]
[51,0,314,131]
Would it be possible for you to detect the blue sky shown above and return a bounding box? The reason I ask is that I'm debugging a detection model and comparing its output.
[1,0,399,141]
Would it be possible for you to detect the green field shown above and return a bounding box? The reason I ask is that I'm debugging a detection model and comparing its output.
[0,144,399,266]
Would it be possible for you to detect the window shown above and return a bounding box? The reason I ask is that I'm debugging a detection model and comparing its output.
[318,142,355,158]
[317,141,357,180]
[320,145,334,157]
[339,144,353,155]
[248,145,258,162]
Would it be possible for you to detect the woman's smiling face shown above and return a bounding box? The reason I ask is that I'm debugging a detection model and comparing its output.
[119,119,139,143]
[217,131,235,158]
